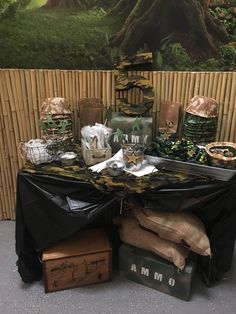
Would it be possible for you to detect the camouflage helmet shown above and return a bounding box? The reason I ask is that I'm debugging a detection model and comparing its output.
[40,97,72,118]
[186,95,218,118]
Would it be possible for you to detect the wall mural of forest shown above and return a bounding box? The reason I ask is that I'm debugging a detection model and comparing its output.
[0,0,235,70]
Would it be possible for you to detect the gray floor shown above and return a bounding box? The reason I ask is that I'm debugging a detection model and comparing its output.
[0,221,235,314]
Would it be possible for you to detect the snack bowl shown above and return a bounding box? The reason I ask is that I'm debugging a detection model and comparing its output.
[59,152,77,166]
[106,160,125,176]
[205,142,236,168]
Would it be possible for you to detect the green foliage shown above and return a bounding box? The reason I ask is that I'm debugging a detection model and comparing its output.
[0,7,123,69]
[145,138,209,164]
[0,0,17,19]
[26,0,47,9]
[104,106,113,124]
[154,51,163,70]
[131,117,142,134]
[19,0,31,8]
[219,44,236,69]
[193,58,220,71]
[0,0,30,19]
[0,2,234,71]
[0,0,11,11]
[113,128,126,143]
[209,0,236,6]
[39,113,70,135]
[209,4,236,41]
[154,40,235,71]
[109,47,125,65]
[155,43,192,70]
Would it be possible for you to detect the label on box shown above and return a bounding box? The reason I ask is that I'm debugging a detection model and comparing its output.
[119,244,196,301]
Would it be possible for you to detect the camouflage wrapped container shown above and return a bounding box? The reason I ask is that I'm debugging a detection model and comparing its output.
[114,52,154,116]
[40,97,73,141]
[109,112,153,153]
[182,96,218,144]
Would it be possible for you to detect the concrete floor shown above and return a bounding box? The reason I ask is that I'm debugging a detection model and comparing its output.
[0,221,236,314]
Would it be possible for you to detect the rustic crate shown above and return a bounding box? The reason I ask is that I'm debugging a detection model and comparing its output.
[42,228,112,293]
[119,244,196,301]
[81,139,112,166]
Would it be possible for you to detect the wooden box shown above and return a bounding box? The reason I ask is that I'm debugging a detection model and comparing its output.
[119,244,196,301]
[81,139,112,166]
[42,228,112,293]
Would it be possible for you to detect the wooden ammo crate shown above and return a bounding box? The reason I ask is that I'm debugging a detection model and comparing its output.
[42,228,112,293]
[119,244,196,301]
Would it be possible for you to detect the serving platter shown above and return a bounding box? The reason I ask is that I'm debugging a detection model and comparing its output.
[145,155,236,181]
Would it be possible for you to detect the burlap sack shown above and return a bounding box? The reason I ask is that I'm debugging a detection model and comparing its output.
[131,205,211,257]
[117,216,189,270]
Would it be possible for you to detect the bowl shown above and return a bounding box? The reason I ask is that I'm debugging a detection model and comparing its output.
[205,142,236,168]
[59,152,77,166]
[106,160,125,176]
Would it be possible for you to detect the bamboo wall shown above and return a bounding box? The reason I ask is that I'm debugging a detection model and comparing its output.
[0,69,235,220]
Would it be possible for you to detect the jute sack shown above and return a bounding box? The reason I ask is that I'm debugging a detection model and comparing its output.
[131,205,211,257]
[117,216,189,270]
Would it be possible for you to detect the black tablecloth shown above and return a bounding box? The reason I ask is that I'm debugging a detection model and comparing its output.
[15,168,236,286]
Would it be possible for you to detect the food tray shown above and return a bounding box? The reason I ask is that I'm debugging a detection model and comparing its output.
[145,155,236,181]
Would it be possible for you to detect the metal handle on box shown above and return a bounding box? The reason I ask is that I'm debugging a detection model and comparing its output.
[92,154,106,158]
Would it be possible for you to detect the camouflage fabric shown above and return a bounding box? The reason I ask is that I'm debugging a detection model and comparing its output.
[22,160,90,183]
[114,52,154,116]
[182,112,217,144]
[114,52,153,70]
[22,158,209,196]
[40,97,73,140]
[40,97,72,117]
[186,95,218,118]
[89,168,209,194]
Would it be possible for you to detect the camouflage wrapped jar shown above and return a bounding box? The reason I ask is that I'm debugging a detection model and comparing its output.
[39,97,73,141]
[122,143,144,172]
[182,96,218,145]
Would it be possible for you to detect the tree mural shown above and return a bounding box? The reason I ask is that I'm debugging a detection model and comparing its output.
[108,0,229,57]
[44,0,118,9]
[44,0,90,9]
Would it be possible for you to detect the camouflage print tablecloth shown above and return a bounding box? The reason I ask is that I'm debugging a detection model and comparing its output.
[22,158,209,196]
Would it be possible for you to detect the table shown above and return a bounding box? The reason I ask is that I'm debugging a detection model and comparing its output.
[15,162,236,286]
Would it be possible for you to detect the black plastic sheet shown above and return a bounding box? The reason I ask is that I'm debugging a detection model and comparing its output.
[15,169,236,286]
[139,180,236,285]
[15,171,118,283]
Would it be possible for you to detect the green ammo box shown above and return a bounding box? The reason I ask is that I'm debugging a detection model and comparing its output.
[119,244,197,301]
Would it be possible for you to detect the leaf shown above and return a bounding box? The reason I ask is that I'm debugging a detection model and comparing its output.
[38,119,46,130]
[132,116,141,133]
[104,106,113,122]
[45,112,54,124]
[160,34,173,51]
[58,120,69,134]
[155,51,163,70]
[114,128,125,142]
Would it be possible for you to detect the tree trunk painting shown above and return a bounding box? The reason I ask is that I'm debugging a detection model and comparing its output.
[109,0,229,57]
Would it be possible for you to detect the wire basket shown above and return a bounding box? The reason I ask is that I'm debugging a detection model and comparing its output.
[19,139,55,165]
